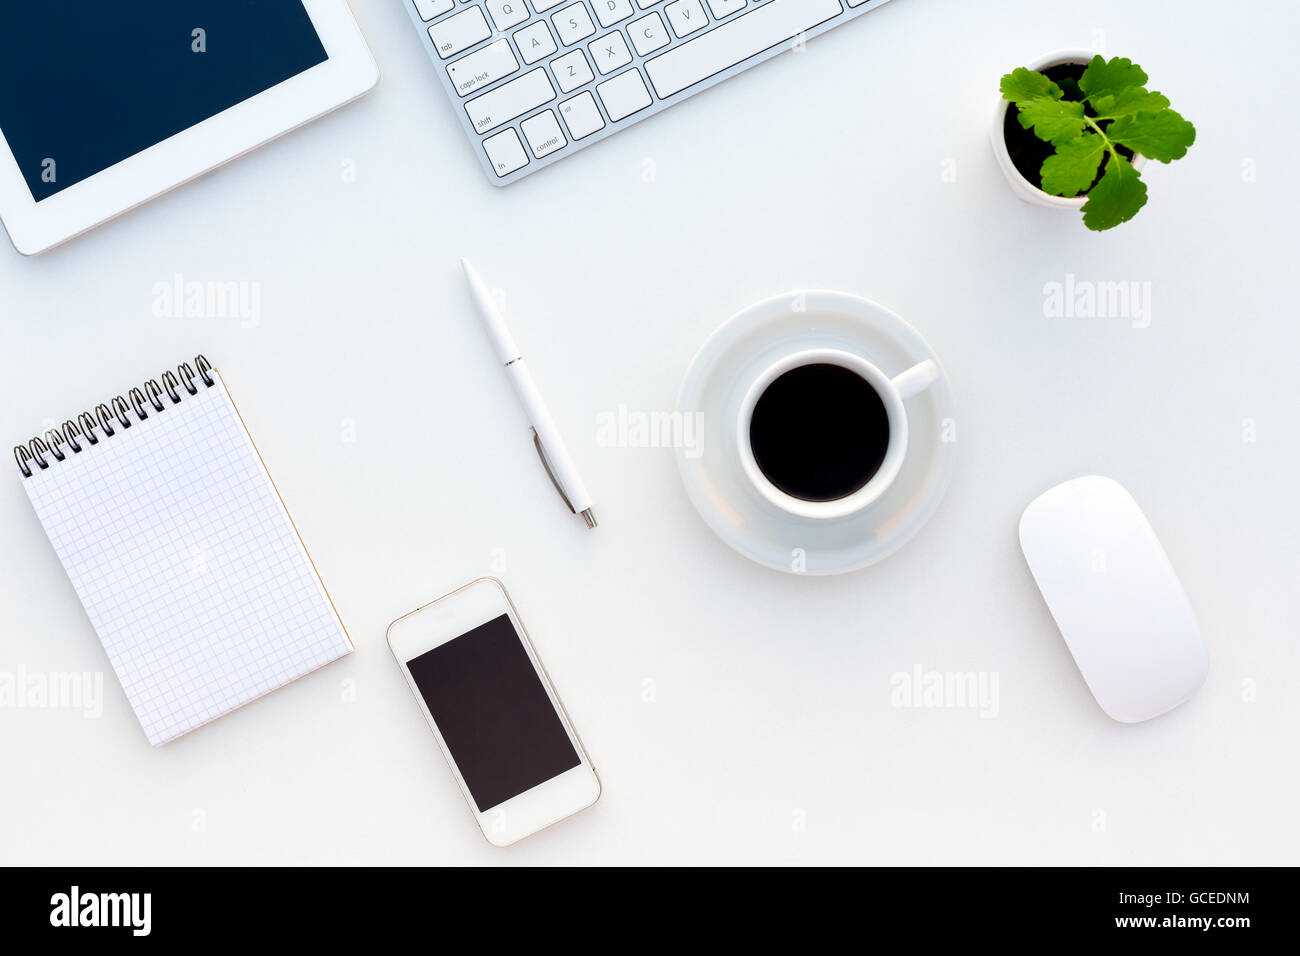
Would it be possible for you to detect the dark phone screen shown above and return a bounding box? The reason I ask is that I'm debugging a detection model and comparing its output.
[407,614,581,812]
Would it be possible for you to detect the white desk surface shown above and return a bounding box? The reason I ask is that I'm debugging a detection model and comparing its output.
[2,0,1296,865]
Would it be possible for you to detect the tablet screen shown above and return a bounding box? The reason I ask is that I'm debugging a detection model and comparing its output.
[0,2,328,203]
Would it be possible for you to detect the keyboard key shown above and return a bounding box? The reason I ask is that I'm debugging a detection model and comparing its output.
[514,20,558,63]
[552,3,597,45]
[465,68,556,133]
[521,109,568,158]
[628,12,670,55]
[665,0,708,37]
[413,0,455,20]
[447,39,519,96]
[533,0,568,9]
[429,7,492,59]
[636,0,662,7]
[482,128,530,176]
[588,31,633,75]
[593,0,635,27]
[646,0,842,97]
[559,91,606,139]
[596,68,652,120]
[485,0,530,30]
[706,0,746,17]
[552,49,595,92]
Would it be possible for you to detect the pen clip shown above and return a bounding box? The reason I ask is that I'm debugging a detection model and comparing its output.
[533,429,575,514]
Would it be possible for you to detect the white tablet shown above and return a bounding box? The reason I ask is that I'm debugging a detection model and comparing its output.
[0,1,378,255]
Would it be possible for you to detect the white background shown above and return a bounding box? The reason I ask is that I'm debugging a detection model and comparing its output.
[1,0,1296,865]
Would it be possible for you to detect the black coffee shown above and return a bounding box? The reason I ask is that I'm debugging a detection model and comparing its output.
[748,363,889,502]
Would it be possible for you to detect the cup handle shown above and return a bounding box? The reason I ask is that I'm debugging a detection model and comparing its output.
[890,360,939,400]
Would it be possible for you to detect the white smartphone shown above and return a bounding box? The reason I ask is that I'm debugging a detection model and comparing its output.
[387,577,600,847]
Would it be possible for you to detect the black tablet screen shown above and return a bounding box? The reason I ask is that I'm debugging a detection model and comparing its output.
[0,2,328,202]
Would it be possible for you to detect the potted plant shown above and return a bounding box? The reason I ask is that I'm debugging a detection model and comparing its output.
[991,50,1196,230]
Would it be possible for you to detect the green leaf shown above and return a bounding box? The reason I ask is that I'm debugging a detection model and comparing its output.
[1002,54,1192,228]
[1016,96,1087,144]
[1040,133,1107,197]
[1082,155,1149,231]
[1092,86,1171,119]
[1000,67,1062,105]
[1108,108,1197,162]
[1079,55,1148,99]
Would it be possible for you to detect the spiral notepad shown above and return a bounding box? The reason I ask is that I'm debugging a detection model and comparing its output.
[13,355,352,746]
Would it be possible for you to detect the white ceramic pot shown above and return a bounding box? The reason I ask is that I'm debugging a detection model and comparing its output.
[991,48,1147,209]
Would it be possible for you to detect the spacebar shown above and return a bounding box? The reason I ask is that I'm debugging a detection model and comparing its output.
[645,0,844,98]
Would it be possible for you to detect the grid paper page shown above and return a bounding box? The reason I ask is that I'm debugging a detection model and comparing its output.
[21,373,351,745]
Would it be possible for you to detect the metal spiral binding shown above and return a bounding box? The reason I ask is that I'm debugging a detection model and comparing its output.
[13,354,215,478]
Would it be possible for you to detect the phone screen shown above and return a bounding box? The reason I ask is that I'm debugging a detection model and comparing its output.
[406,614,580,812]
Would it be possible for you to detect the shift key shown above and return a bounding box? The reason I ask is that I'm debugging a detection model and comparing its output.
[465,69,556,134]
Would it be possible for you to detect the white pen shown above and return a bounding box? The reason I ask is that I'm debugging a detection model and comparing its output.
[461,258,597,529]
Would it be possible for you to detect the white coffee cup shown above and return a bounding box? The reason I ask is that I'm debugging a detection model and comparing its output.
[736,349,939,520]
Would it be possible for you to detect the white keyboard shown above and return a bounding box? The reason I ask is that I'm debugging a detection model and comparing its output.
[404,0,897,184]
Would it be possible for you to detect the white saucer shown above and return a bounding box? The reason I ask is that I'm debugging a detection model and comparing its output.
[674,290,957,575]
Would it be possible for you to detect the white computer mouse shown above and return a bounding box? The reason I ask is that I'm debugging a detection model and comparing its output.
[1019,475,1209,723]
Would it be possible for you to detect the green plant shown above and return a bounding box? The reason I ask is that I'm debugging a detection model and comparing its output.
[1000,55,1196,231]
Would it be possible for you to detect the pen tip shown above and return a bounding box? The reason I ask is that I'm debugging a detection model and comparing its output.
[581,508,597,529]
